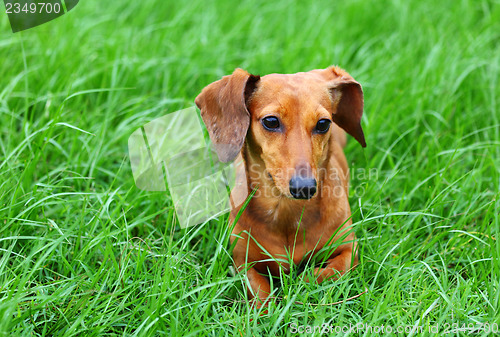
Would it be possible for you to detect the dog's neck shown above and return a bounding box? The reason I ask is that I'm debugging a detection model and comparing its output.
[239,141,323,232]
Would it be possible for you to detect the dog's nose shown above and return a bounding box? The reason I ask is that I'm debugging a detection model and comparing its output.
[289,176,317,199]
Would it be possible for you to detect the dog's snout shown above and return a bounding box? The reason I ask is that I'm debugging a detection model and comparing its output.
[289,176,317,199]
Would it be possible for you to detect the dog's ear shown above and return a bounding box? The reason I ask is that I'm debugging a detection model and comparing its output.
[195,68,260,162]
[323,66,366,147]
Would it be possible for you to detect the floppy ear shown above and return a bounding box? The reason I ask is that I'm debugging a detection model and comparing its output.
[324,66,366,147]
[195,68,260,162]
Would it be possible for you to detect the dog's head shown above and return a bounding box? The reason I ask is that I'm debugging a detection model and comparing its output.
[195,66,365,200]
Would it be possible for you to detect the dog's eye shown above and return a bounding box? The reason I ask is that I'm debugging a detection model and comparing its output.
[315,119,332,133]
[262,116,280,131]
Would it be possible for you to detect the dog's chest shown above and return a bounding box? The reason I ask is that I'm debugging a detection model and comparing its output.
[253,237,325,276]
[250,223,331,275]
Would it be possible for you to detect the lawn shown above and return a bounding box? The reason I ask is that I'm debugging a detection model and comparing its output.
[0,0,499,335]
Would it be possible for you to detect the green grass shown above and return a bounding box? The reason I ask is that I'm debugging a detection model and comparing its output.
[1,0,499,335]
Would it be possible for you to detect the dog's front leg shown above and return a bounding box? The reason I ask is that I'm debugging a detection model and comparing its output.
[246,267,271,308]
[308,243,358,283]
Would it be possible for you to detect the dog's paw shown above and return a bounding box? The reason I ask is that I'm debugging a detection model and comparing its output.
[302,269,320,283]
[303,267,342,283]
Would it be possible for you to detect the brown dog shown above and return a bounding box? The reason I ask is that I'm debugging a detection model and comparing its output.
[195,66,365,307]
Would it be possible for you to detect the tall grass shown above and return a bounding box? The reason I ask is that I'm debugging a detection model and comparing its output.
[0,0,499,335]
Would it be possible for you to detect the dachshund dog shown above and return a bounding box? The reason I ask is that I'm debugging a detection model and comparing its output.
[195,66,365,308]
